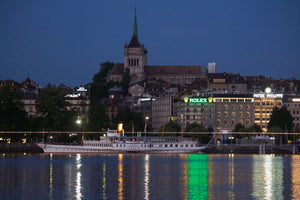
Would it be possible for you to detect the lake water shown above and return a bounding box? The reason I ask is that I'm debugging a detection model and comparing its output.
[1,153,300,200]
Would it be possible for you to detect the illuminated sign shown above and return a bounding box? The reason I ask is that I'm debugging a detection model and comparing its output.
[292,98,300,102]
[184,97,189,103]
[253,94,283,98]
[188,98,208,104]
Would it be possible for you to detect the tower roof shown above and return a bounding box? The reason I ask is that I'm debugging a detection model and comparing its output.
[133,7,138,40]
[128,7,141,48]
[128,34,141,47]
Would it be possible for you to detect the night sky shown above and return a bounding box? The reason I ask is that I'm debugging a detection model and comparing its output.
[1,0,299,87]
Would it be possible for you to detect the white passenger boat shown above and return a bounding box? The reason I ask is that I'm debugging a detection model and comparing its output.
[37,130,206,153]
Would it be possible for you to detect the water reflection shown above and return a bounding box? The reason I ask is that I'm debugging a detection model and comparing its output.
[118,154,123,200]
[144,154,150,200]
[292,156,300,199]
[188,154,208,200]
[228,154,235,199]
[102,163,107,200]
[252,155,284,200]
[75,154,82,200]
[49,153,53,200]
[1,154,300,199]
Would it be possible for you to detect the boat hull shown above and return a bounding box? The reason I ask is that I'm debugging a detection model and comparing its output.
[37,143,206,154]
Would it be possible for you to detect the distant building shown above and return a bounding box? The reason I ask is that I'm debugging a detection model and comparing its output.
[253,87,283,132]
[107,9,207,96]
[212,94,254,131]
[283,96,300,129]
[208,73,247,94]
[101,87,123,121]
[208,62,216,73]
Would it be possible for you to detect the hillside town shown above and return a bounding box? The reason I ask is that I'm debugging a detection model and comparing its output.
[1,11,300,135]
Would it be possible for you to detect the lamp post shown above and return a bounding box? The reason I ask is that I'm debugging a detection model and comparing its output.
[145,116,149,133]
[76,115,85,145]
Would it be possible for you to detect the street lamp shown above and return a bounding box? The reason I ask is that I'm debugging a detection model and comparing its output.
[76,116,82,125]
[145,116,149,133]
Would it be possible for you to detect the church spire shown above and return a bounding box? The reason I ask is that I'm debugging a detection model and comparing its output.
[133,6,138,40]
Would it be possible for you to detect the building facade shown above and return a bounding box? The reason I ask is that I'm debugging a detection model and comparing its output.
[212,94,254,131]
[253,88,283,131]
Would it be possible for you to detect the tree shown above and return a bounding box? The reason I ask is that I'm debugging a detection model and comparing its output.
[113,108,144,132]
[268,106,293,132]
[0,82,28,131]
[186,122,206,132]
[233,123,245,132]
[36,85,75,130]
[160,121,181,133]
[90,61,115,103]
[87,102,109,131]
[244,123,262,132]
[185,122,210,143]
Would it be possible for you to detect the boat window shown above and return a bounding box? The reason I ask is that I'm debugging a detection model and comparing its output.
[165,144,168,147]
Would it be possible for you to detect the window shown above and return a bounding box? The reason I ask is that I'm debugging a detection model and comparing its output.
[232,112,236,118]
[246,112,250,117]
[239,112,243,117]
[246,119,250,126]
[224,105,228,110]
[217,119,221,125]
[224,120,228,126]
[239,105,243,110]
[232,119,235,125]
[224,112,228,117]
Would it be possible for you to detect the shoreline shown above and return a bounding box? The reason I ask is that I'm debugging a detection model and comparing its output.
[1,143,299,154]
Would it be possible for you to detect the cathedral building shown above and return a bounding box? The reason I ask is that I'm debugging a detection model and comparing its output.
[107,9,207,96]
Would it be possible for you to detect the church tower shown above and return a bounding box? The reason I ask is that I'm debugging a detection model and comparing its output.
[124,8,147,84]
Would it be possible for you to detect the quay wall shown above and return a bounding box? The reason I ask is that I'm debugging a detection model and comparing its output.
[203,145,297,154]
[0,144,43,153]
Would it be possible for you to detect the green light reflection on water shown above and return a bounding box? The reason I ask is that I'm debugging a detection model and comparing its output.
[188,154,208,200]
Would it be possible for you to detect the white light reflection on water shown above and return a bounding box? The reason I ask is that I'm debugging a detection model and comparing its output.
[75,154,82,200]
[144,154,150,200]
[252,155,284,200]
[264,156,272,199]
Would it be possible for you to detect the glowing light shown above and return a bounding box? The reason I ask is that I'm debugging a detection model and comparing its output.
[76,116,82,124]
[184,97,189,103]
[117,123,123,133]
[292,98,300,102]
[265,87,272,94]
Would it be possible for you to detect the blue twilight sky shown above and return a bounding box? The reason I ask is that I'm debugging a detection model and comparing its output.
[0,0,300,87]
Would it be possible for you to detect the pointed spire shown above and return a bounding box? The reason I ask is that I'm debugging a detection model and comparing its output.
[133,6,138,40]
